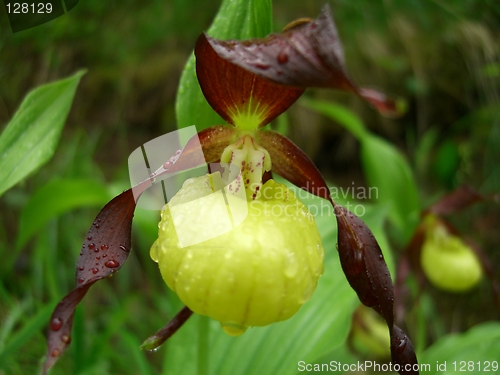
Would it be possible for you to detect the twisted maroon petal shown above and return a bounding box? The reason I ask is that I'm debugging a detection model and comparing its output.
[336,206,419,374]
[42,189,136,375]
[255,129,332,202]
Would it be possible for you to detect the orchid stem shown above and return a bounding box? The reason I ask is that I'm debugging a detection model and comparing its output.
[140,306,193,351]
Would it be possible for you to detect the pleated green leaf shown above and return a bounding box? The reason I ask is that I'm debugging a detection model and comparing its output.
[360,134,420,243]
[421,321,500,374]
[17,178,111,249]
[0,71,86,197]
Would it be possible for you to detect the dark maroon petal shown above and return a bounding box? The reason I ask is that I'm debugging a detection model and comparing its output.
[255,130,333,203]
[42,189,136,375]
[43,284,92,375]
[167,125,236,173]
[206,5,401,116]
[140,306,193,351]
[335,205,419,373]
[335,206,394,325]
[358,88,405,118]
[391,325,419,374]
[195,33,304,128]
[427,185,483,216]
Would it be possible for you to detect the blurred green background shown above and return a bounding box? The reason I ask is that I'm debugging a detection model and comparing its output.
[1,0,499,374]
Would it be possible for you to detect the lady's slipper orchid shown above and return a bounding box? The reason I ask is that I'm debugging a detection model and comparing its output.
[43,5,418,374]
[420,214,482,292]
[151,176,324,336]
[401,186,490,296]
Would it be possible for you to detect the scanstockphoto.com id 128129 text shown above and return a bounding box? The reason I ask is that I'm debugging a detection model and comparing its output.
[297,359,500,373]
[297,360,429,373]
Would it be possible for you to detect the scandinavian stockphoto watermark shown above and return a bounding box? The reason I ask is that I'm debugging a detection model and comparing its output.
[127,128,379,247]
[3,0,79,32]
[128,126,248,248]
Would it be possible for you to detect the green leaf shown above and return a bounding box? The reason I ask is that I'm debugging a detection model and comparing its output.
[176,0,273,131]
[360,134,420,243]
[0,302,54,367]
[299,97,419,243]
[0,70,86,197]
[420,321,500,375]
[17,178,111,249]
[300,97,368,140]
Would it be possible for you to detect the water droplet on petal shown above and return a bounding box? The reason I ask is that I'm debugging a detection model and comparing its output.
[87,236,92,241]
[88,243,95,250]
[150,244,158,262]
[253,62,269,70]
[284,252,298,278]
[221,322,247,336]
[77,277,85,284]
[397,337,407,353]
[104,260,120,268]
[163,161,172,169]
[51,349,61,357]
[300,283,315,304]
[119,245,129,252]
[101,244,108,251]
[92,268,99,274]
[277,51,288,64]
[354,249,363,264]
[51,317,63,331]
[61,334,71,344]
[78,266,84,271]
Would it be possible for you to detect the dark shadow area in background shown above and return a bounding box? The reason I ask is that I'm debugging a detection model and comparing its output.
[4,0,78,32]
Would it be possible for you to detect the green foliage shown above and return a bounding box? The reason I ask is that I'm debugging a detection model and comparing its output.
[176,0,273,131]
[301,98,420,243]
[421,322,500,375]
[360,134,420,242]
[0,302,54,368]
[300,99,368,141]
[0,71,85,197]
[17,178,111,249]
